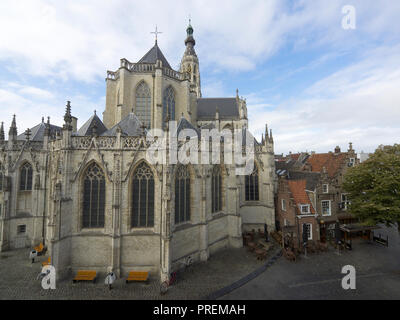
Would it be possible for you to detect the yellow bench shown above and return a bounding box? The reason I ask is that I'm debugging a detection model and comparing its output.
[34,243,44,255]
[42,257,51,267]
[73,270,97,283]
[126,271,149,284]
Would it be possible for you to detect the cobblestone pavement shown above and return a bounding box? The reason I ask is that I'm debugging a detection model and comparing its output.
[222,226,400,300]
[0,242,278,300]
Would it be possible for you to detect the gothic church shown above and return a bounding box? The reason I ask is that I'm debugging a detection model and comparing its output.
[0,22,276,282]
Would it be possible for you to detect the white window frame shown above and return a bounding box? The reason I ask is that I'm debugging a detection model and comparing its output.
[304,223,312,240]
[281,199,286,211]
[348,158,355,167]
[321,200,331,216]
[341,193,350,210]
[300,204,310,214]
[322,184,329,194]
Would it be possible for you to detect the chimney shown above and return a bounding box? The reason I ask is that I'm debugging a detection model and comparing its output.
[335,146,341,154]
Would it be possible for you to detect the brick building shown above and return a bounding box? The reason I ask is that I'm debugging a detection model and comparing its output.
[275,144,359,245]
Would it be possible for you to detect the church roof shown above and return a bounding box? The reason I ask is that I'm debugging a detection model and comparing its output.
[197,98,239,120]
[17,121,62,141]
[102,112,144,137]
[176,116,200,138]
[77,113,108,136]
[138,42,172,69]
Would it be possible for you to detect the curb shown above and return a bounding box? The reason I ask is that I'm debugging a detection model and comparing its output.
[204,248,283,300]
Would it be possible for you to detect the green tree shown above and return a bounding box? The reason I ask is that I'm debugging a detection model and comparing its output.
[343,144,400,229]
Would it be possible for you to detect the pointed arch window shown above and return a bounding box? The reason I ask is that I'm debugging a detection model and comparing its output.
[131,162,155,228]
[20,162,33,191]
[212,166,222,213]
[163,86,175,122]
[82,163,105,228]
[175,166,190,224]
[135,82,151,128]
[245,165,259,201]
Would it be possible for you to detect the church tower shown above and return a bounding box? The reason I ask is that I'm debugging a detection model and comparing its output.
[180,20,201,98]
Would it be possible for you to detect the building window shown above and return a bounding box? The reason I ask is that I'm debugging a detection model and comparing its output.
[303,223,312,240]
[82,163,105,228]
[348,158,355,167]
[245,165,259,201]
[17,225,26,234]
[211,166,222,213]
[175,166,191,224]
[163,86,175,122]
[300,204,310,214]
[135,81,151,128]
[321,200,331,216]
[322,184,329,193]
[131,162,155,228]
[341,194,350,210]
[281,199,286,211]
[20,162,33,191]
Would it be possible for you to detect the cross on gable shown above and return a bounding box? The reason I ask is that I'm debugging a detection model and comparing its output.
[151,25,162,43]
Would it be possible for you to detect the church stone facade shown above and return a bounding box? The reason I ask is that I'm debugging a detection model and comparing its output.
[0,23,276,282]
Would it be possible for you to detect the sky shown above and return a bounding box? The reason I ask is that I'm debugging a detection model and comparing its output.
[0,0,399,155]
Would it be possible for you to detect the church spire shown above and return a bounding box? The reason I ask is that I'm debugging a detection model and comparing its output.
[184,19,196,55]
[9,114,17,137]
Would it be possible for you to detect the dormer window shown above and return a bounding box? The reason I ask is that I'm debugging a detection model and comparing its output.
[348,158,355,167]
[322,184,329,194]
[300,204,310,214]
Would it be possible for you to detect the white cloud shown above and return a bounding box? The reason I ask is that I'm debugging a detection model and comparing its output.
[1,0,398,81]
[0,0,399,154]
[248,44,400,154]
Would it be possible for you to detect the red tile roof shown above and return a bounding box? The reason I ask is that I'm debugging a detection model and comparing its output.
[306,152,347,178]
[288,180,316,213]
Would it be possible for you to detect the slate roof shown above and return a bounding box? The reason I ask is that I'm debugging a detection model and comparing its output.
[176,116,200,138]
[77,113,108,136]
[102,112,144,137]
[288,180,316,214]
[17,121,62,141]
[138,42,172,69]
[197,98,239,120]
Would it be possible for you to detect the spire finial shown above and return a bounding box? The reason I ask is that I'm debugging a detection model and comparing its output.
[0,122,4,141]
[151,25,163,44]
[9,114,17,137]
[64,100,72,130]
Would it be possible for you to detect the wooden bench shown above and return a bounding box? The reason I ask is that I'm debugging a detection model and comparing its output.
[126,271,149,284]
[73,270,97,283]
[42,257,51,267]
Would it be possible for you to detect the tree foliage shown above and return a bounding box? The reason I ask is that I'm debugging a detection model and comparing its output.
[343,144,400,227]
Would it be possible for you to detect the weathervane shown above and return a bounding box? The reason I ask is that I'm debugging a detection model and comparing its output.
[151,25,162,44]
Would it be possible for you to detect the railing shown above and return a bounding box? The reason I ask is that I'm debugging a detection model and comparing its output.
[106,70,119,80]
[163,67,185,81]
[71,136,116,149]
[109,58,186,81]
